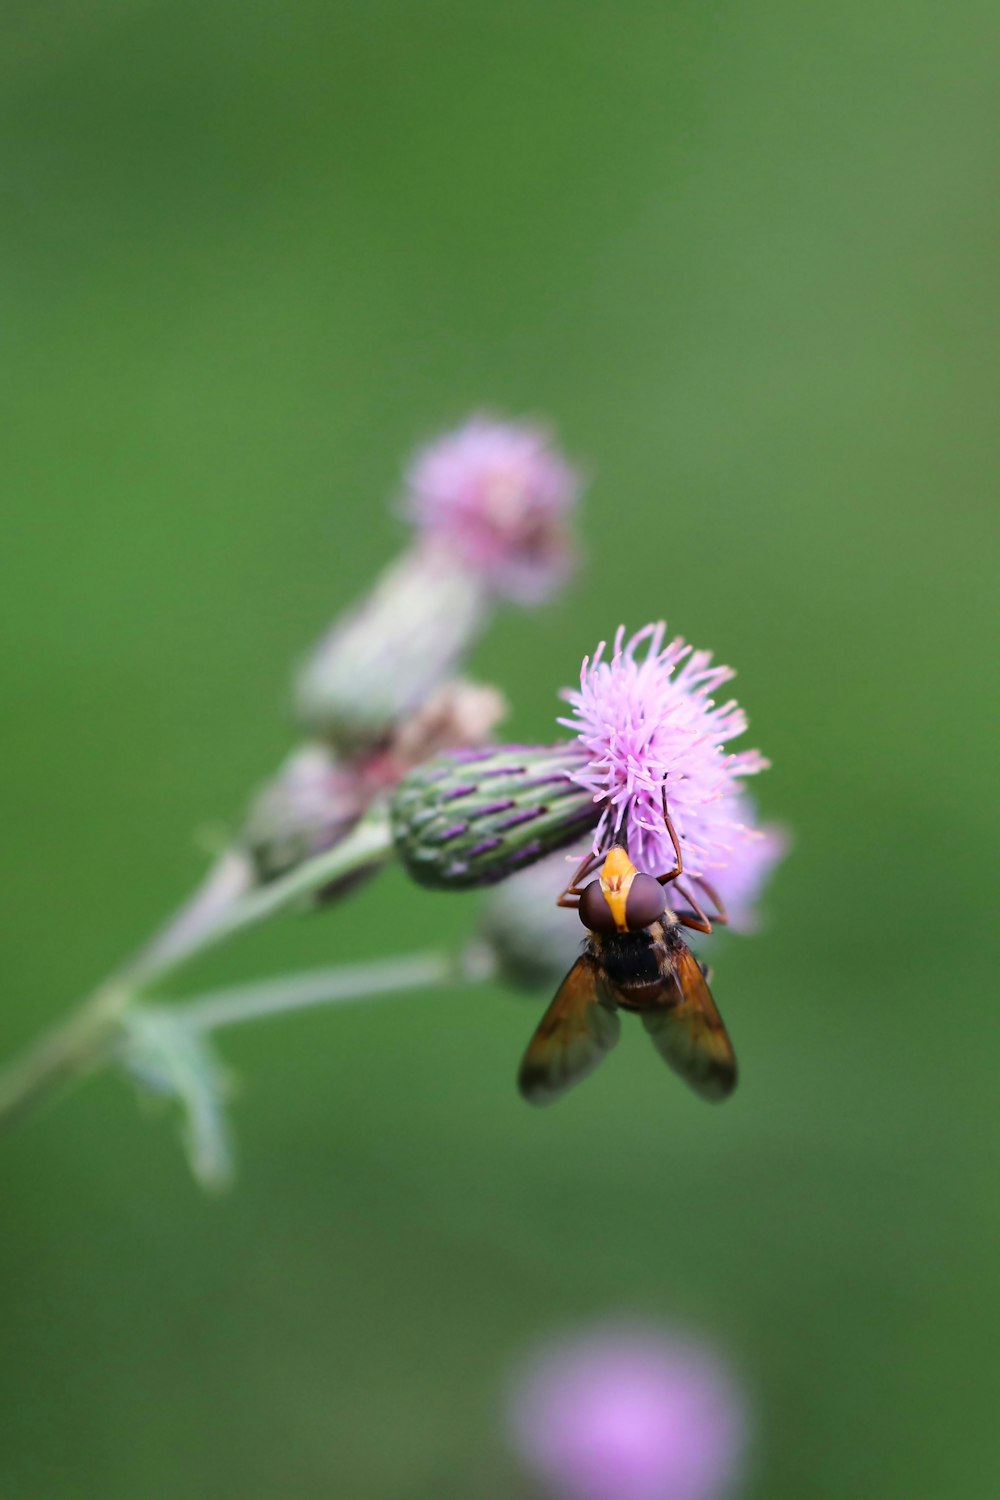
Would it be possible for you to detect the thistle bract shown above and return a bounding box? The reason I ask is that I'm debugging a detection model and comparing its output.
[243,744,365,884]
[294,548,487,748]
[391,745,598,888]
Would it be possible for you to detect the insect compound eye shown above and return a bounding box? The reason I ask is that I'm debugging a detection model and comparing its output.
[624,872,667,930]
[578,880,618,934]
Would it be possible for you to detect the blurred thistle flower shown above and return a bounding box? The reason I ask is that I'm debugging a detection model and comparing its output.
[560,624,773,897]
[405,413,582,604]
[295,415,582,747]
[508,1323,749,1500]
[710,797,789,934]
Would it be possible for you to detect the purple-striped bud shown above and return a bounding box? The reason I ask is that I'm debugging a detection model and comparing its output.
[391,744,600,889]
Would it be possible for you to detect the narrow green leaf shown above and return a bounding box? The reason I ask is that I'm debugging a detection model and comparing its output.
[120,1009,235,1191]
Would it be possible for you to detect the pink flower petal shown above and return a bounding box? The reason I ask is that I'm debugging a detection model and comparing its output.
[404,414,582,603]
[560,624,774,890]
[509,1323,749,1500]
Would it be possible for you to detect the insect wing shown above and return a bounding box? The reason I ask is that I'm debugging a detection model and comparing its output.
[640,945,737,1101]
[518,956,620,1106]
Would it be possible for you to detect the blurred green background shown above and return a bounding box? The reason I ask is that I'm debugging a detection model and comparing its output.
[2,3,997,1496]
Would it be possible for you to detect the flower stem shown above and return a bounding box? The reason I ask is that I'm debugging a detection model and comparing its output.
[122,806,394,992]
[0,807,396,1134]
[175,950,479,1033]
[0,980,131,1133]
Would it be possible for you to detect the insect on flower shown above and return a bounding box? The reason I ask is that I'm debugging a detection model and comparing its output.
[518,794,737,1105]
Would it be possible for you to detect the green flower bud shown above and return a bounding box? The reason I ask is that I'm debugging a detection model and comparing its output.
[294,547,488,749]
[243,744,365,885]
[391,744,599,889]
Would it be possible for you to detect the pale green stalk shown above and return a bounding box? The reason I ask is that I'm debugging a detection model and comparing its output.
[0,807,395,1133]
[117,943,496,1189]
[177,952,471,1032]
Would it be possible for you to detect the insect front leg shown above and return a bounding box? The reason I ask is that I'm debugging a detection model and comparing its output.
[693,876,728,927]
[654,787,685,886]
[673,882,714,935]
[674,877,730,933]
[556,849,604,909]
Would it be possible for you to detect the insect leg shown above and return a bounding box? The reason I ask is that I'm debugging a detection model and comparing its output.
[654,786,684,885]
[556,849,603,908]
[676,909,713,935]
[673,882,714,935]
[694,876,729,926]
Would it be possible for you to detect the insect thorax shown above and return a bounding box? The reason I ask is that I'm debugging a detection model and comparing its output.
[592,924,667,990]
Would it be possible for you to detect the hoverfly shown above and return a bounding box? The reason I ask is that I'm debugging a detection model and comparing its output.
[518,804,737,1105]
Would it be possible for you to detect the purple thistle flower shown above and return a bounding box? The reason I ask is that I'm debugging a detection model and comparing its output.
[404,414,582,604]
[508,1322,749,1500]
[711,797,790,934]
[559,624,770,891]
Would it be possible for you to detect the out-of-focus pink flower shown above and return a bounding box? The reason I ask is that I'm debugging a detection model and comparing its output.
[710,798,789,934]
[559,624,769,888]
[508,1323,748,1500]
[404,414,582,603]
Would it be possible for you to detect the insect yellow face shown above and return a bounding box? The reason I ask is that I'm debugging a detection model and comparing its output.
[599,846,637,932]
[577,846,669,935]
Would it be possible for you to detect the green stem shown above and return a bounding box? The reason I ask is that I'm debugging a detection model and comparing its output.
[0,980,131,1133]
[122,806,394,991]
[175,949,482,1032]
[0,808,396,1134]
